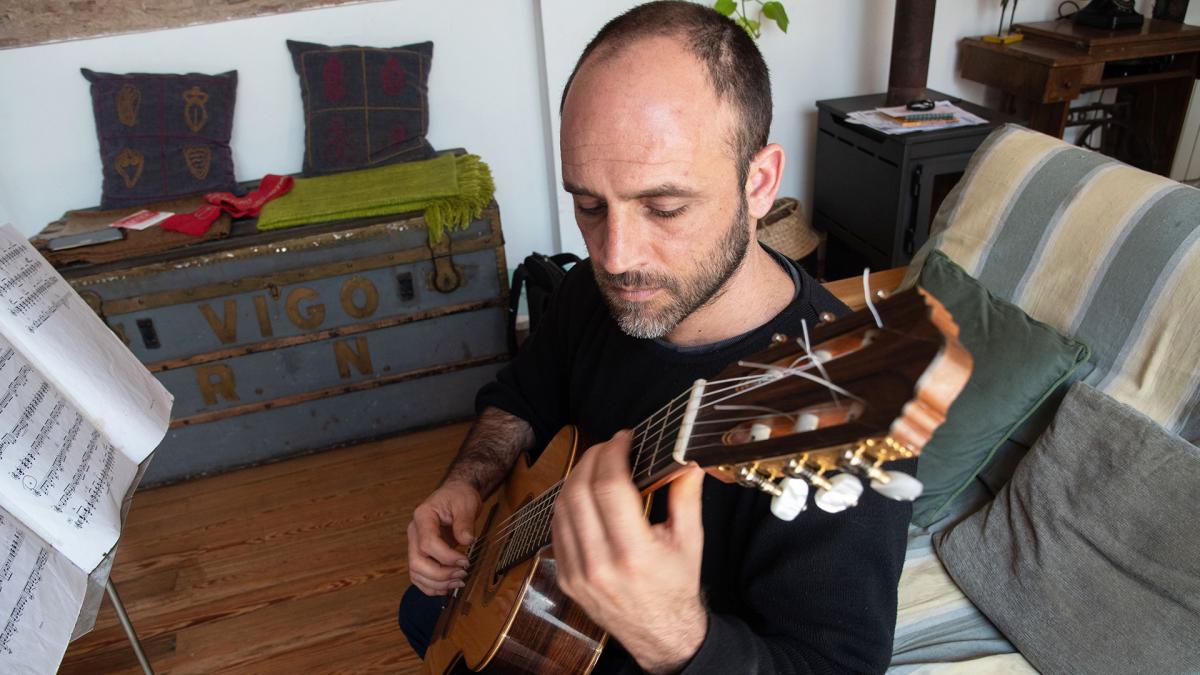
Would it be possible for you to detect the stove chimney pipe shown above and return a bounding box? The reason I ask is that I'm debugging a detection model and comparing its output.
[886,0,937,106]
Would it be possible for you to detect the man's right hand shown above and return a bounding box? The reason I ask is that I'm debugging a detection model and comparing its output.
[406,480,481,596]
[406,407,534,595]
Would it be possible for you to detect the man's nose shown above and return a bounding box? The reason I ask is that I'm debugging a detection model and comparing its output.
[595,208,642,276]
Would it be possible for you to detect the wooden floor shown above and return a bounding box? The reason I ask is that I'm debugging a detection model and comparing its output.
[59,422,469,674]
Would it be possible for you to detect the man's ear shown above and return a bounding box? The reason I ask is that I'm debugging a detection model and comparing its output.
[743,143,785,220]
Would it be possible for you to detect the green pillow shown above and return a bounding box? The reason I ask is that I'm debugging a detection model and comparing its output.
[911,250,1090,527]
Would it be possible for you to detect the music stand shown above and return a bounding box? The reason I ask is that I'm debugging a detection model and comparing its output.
[105,580,154,675]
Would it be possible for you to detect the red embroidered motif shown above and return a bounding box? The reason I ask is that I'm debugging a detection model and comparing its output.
[381,56,406,96]
[325,117,352,165]
[322,55,346,103]
[390,124,408,145]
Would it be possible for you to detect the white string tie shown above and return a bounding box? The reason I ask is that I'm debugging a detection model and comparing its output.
[734,359,863,403]
[863,267,884,328]
[799,319,839,405]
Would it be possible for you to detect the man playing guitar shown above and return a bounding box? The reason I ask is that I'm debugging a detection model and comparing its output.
[401,2,911,672]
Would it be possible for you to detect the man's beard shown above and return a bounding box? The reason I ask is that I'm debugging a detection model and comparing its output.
[593,197,751,340]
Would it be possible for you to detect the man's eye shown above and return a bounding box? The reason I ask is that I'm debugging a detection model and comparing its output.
[576,203,605,216]
[649,205,687,219]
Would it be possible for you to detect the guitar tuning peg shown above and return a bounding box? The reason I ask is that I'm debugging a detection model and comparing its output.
[736,465,782,498]
[870,471,923,501]
[769,477,809,521]
[814,473,864,513]
[793,412,819,433]
[750,423,772,441]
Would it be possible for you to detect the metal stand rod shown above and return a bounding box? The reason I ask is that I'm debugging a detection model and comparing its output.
[105,579,154,675]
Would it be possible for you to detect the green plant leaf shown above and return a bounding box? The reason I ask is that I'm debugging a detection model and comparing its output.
[762,1,789,32]
[737,16,761,39]
[714,0,737,16]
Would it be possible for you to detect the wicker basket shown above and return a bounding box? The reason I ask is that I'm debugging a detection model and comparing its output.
[756,197,820,261]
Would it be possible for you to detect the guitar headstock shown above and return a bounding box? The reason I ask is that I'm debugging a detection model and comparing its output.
[676,287,971,519]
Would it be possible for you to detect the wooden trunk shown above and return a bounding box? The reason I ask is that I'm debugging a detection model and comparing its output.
[44,201,510,486]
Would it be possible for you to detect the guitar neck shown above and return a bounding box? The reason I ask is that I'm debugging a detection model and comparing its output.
[627,381,703,492]
[492,288,972,575]
[493,383,701,574]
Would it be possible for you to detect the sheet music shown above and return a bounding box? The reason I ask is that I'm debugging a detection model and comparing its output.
[0,507,87,675]
[0,336,138,571]
[0,223,173,671]
[0,225,170,464]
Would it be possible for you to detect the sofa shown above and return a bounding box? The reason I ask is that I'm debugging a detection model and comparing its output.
[839,125,1200,674]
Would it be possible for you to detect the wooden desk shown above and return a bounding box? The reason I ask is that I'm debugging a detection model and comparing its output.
[960,18,1200,175]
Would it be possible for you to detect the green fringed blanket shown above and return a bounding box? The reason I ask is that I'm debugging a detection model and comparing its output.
[256,153,495,244]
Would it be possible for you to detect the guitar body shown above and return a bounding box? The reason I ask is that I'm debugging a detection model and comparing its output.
[422,426,607,674]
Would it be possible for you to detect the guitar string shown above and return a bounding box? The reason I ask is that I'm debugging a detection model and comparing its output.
[628,378,721,455]
[466,372,776,566]
[467,353,844,555]
[472,412,845,571]
[467,274,890,570]
[470,366,810,555]
[467,360,853,568]
[800,318,840,406]
[629,389,683,478]
[661,365,868,456]
[467,299,897,566]
[470,387,698,563]
[619,362,823,478]
[468,360,844,564]
[468,384,697,566]
[665,315,942,457]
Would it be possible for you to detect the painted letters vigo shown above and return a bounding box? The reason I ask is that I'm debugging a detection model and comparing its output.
[192,275,383,406]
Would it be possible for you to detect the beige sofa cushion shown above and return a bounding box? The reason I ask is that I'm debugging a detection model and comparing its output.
[902,124,1200,443]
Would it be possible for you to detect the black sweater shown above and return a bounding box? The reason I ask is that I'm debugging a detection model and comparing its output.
[476,252,910,674]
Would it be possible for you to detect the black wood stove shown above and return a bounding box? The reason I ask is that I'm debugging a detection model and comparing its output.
[813,90,1018,279]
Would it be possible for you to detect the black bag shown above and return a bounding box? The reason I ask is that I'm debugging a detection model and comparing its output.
[508,252,581,353]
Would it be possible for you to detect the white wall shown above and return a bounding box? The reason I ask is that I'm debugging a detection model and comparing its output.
[539,0,1075,257]
[1169,2,1200,180]
[0,0,1181,261]
[0,0,555,264]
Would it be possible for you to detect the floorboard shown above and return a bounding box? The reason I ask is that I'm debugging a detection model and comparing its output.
[59,422,469,674]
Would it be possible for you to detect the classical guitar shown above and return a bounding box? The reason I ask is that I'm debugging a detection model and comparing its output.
[421,287,972,674]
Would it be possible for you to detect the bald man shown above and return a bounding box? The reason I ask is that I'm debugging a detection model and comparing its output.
[401,3,910,673]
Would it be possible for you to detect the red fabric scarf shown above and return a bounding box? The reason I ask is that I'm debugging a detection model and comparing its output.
[160,174,294,236]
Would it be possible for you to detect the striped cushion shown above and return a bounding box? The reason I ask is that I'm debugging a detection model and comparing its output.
[891,125,1199,672]
[889,484,1035,673]
[903,124,1200,442]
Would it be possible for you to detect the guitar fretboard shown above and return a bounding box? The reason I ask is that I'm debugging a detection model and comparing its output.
[493,385,695,573]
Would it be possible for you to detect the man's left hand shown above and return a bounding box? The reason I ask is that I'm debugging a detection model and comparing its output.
[551,430,708,674]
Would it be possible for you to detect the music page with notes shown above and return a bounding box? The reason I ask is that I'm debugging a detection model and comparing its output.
[0,224,173,673]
